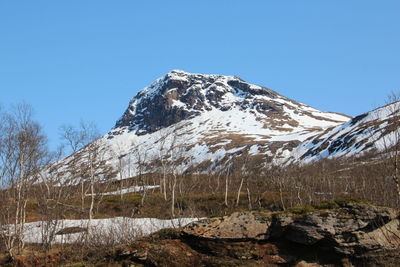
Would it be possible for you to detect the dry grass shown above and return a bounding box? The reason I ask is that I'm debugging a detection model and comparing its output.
[1,152,400,266]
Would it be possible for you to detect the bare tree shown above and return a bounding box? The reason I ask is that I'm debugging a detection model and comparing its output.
[59,121,99,156]
[154,125,191,217]
[59,121,100,213]
[381,93,400,197]
[35,149,74,253]
[0,103,48,258]
[85,139,101,231]
[167,130,190,217]
[224,164,232,207]
[111,142,129,200]
[365,93,400,202]
[130,141,150,205]
[59,121,115,238]
[155,129,171,200]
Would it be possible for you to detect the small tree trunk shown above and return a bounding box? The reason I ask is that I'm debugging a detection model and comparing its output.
[87,151,95,236]
[163,171,167,200]
[393,150,400,197]
[171,173,177,217]
[81,182,85,212]
[278,179,286,211]
[246,187,252,210]
[141,186,147,206]
[19,199,28,254]
[297,187,302,206]
[216,173,221,193]
[224,174,229,207]
[236,178,244,206]
[119,159,124,200]
[88,182,94,230]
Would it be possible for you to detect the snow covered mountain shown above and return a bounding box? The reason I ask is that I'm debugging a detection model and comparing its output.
[291,101,400,164]
[112,70,348,136]
[53,70,399,182]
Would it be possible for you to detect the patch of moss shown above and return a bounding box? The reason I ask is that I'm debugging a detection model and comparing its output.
[281,198,378,219]
[332,197,373,207]
[287,198,375,217]
[63,263,88,267]
[287,205,316,215]
[149,227,182,241]
[313,200,340,210]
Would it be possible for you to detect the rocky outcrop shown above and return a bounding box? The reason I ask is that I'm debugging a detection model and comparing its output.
[121,201,400,266]
[113,70,283,135]
[183,211,272,240]
[112,70,348,137]
[278,203,399,256]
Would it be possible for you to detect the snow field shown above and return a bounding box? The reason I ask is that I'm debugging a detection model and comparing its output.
[17,217,201,244]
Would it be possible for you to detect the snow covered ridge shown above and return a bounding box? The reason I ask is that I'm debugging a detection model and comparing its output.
[51,71,400,182]
[291,101,400,163]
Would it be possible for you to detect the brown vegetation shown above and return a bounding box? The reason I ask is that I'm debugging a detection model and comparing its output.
[1,152,399,265]
[0,96,399,266]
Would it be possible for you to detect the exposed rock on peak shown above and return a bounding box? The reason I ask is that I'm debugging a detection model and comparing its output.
[113,70,346,136]
[114,70,282,135]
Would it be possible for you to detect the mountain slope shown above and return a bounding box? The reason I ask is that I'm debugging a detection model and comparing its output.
[102,70,348,175]
[290,101,400,164]
[52,70,399,183]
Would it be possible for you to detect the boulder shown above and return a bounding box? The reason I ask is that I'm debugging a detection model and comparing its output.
[280,203,400,255]
[183,211,272,240]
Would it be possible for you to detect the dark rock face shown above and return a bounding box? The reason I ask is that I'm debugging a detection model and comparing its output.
[278,203,399,257]
[123,202,400,266]
[114,70,284,135]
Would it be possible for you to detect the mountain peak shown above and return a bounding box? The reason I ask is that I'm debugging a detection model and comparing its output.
[113,71,276,134]
[167,69,190,75]
[112,71,349,137]
[163,69,191,81]
[163,70,241,85]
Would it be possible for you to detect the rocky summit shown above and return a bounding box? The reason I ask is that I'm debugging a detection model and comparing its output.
[113,70,348,136]
[53,70,400,183]
[120,201,400,266]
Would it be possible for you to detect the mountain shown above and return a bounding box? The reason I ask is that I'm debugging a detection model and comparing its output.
[291,101,400,164]
[53,70,399,183]
[112,70,348,136]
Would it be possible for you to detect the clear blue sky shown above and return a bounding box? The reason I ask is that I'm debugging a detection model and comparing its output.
[1,1,399,150]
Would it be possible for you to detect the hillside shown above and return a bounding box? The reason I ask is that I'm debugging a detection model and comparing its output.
[51,70,399,184]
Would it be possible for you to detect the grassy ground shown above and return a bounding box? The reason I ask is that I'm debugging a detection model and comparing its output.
[24,190,284,222]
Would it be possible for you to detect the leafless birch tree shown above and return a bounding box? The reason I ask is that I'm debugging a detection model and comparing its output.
[0,103,48,258]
